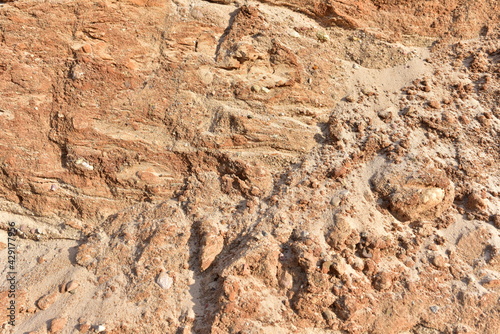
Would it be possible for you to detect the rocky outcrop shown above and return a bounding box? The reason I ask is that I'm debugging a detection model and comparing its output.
[1,1,499,334]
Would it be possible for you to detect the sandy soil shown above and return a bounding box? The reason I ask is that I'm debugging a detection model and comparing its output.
[0,0,499,333]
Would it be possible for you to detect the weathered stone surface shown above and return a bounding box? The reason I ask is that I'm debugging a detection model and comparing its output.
[1,1,499,334]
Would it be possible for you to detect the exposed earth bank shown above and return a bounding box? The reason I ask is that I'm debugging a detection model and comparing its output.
[0,1,499,333]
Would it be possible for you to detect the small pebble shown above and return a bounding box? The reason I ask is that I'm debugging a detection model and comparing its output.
[377,109,391,120]
[428,100,440,109]
[191,8,203,20]
[361,248,373,258]
[37,291,58,310]
[492,214,500,229]
[322,308,336,322]
[316,31,330,42]
[351,257,364,271]
[251,85,260,92]
[432,254,446,268]
[321,261,333,274]
[430,305,439,313]
[66,280,79,293]
[156,271,173,290]
[75,158,94,171]
[81,44,92,53]
[49,318,67,333]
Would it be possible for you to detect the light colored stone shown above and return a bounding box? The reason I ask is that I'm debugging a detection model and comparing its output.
[66,280,79,293]
[156,271,173,290]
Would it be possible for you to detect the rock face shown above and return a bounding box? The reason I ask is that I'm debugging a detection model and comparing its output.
[1,1,500,334]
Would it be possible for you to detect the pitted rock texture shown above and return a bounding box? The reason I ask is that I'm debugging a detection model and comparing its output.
[0,1,500,334]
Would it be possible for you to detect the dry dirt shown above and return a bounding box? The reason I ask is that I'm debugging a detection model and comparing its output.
[0,0,499,333]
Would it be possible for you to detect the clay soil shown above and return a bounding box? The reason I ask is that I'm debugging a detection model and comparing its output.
[0,0,499,333]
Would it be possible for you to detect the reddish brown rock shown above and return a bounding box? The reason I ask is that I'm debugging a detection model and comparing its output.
[75,244,98,267]
[466,191,487,212]
[493,215,500,229]
[36,291,58,311]
[371,163,454,222]
[431,254,447,268]
[49,318,67,333]
[198,220,225,271]
[373,271,394,291]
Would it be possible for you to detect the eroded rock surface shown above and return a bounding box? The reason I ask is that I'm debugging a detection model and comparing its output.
[1,1,500,333]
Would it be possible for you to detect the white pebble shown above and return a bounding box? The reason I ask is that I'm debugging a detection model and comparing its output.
[156,272,173,290]
[75,158,94,170]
